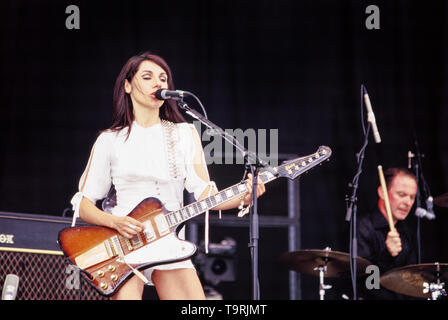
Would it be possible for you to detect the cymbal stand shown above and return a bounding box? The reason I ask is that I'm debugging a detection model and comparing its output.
[423,263,447,300]
[314,260,332,300]
[423,282,446,300]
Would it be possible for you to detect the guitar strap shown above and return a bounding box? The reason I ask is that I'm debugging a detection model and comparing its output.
[161,120,219,253]
[161,119,183,182]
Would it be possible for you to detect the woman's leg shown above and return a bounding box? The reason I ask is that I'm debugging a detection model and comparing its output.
[152,268,205,300]
[110,275,145,300]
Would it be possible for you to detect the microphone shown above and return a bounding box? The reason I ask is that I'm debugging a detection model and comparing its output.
[425,196,436,219]
[363,88,382,143]
[415,197,436,220]
[155,89,190,101]
[408,151,415,169]
[1,274,19,300]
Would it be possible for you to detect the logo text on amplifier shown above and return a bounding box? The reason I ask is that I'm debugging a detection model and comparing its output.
[0,234,14,244]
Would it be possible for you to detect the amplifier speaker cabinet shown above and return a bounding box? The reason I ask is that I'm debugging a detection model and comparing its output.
[0,212,106,300]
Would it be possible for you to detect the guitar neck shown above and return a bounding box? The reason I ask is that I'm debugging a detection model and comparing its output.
[164,169,279,228]
[163,145,332,228]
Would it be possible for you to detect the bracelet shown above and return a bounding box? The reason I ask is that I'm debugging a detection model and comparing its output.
[237,194,251,217]
[238,195,245,210]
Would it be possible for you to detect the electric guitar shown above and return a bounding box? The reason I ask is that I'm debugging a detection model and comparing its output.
[58,146,332,296]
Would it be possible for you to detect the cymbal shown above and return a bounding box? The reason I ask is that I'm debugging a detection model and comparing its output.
[380,263,448,298]
[278,248,372,278]
[434,193,448,208]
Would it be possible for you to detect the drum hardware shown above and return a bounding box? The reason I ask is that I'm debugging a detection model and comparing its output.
[423,282,446,300]
[278,247,371,300]
[314,265,332,300]
[380,262,448,300]
[312,248,333,300]
[423,262,447,300]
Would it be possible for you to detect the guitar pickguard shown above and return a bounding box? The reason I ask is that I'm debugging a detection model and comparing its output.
[124,233,196,265]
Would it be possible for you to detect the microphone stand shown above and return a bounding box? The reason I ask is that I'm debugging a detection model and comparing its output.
[345,122,371,301]
[412,134,431,264]
[345,85,372,300]
[176,98,275,300]
[412,155,422,264]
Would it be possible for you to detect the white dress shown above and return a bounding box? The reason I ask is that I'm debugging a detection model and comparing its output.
[70,120,214,285]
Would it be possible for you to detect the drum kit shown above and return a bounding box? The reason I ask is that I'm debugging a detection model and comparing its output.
[278,192,448,300]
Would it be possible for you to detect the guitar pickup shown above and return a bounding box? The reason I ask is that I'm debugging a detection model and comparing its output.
[154,214,170,236]
[110,235,124,257]
[143,221,156,242]
[124,238,134,251]
[130,233,143,249]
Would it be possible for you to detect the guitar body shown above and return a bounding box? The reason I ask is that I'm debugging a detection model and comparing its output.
[58,197,197,297]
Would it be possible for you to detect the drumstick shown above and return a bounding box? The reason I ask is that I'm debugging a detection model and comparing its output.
[377,165,395,231]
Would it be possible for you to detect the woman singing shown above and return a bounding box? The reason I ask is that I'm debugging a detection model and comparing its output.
[70,51,265,300]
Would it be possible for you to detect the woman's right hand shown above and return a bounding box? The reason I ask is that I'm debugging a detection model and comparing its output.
[110,215,145,239]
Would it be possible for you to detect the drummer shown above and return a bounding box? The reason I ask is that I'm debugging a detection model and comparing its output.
[357,167,419,299]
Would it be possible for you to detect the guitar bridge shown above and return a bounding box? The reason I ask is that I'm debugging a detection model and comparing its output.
[104,239,114,257]
[110,235,124,257]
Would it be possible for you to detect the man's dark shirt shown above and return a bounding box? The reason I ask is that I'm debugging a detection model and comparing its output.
[357,208,418,300]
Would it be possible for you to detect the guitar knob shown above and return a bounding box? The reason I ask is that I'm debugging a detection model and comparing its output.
[100,282,108,290]
[111,274,118,282]
[108,265,116,272]
[97,270,105,277]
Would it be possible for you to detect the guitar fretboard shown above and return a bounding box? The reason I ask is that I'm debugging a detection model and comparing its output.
[164,169,278,228]
[162,145,331,228]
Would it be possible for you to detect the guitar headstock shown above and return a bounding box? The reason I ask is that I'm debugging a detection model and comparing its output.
[276,146,332,180]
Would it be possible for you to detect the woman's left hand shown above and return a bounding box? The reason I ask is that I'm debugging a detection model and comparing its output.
[243,173,266,205]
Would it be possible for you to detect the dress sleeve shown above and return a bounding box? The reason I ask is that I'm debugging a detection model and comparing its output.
[182,123,218,254]
[182,124,217,200]
[70,132,112,225]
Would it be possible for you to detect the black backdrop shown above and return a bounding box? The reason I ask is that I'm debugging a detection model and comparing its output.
[1,0,448,300]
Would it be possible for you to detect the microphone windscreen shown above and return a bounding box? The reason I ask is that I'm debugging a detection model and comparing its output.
[155,89,166,100]
[2,274,19,300]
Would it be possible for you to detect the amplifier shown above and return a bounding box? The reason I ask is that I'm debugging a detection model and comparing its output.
[0,211,106,300]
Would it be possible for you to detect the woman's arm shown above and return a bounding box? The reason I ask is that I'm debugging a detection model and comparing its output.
[79,197,144,239]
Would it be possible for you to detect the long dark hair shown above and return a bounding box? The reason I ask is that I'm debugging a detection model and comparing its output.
[108,51,186,135]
